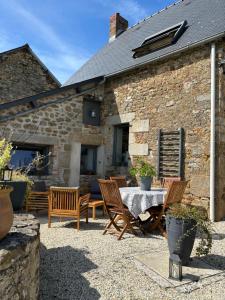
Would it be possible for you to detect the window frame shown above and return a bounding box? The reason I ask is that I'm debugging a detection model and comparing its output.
[112,123,129,167]
[132,20,187,58]
[80,144,98,175]
[11,143,50,176]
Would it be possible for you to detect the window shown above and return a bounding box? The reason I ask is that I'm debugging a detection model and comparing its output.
[132,20,187,58]
[10,144,50,175]
[113,124,129,166]
[80,145,97,175]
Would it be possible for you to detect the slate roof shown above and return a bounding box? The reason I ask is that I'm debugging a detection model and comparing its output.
[65,0,225,85]
[0,44,61,87]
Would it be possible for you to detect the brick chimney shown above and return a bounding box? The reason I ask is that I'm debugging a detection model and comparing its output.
[109,13,128,42]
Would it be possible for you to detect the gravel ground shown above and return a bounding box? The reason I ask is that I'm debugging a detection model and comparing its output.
[39,211,225,300]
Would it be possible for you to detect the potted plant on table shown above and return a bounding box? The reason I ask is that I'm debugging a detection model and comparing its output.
[166,203,212,266]
[129,158,156,191]
[0,139,14,240]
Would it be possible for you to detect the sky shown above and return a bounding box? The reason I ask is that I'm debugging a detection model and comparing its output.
[0,0,174,84]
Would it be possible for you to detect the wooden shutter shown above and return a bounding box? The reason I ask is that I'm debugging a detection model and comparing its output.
[157,128,184,179]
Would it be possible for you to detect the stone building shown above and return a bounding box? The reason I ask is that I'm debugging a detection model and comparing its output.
[0,44,60,104]
[0,0,225,220]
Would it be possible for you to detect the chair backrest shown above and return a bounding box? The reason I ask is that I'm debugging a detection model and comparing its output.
[164,181,188,208]
[49,187,79,212]
[109,176,127,188]
[162,177,181,188]
[98,179,124,210]
[90,180,101,194]
[32,181,47,192]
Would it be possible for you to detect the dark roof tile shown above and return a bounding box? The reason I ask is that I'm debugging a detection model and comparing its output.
[65,0,225,85]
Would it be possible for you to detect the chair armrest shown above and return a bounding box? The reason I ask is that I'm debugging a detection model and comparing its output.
[79,193,90,206]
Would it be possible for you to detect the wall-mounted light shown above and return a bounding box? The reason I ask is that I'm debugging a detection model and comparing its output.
[90,110,97,118]
[0,166,13,186]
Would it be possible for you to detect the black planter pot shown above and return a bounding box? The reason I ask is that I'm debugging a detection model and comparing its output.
[1,181,27,211]
[166,215,197,265]
[140,176,152,191]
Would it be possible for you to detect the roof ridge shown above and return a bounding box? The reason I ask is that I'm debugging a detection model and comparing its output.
[129,0,183,29]
[0,43,29,56]
[0,43,61,87]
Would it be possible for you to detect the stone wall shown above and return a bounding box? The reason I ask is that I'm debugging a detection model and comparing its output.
[102,45,212,211]
[0,47,59,104]
[0,214,40,300]
[0,84,105,188]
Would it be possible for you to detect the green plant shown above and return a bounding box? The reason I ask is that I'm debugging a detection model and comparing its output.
[129,158,156,177]
[12,170,34,204]
[0,139,13,171]
[166,204,213,256]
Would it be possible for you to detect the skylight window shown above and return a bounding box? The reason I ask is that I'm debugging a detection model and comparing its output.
[132,20,187,58]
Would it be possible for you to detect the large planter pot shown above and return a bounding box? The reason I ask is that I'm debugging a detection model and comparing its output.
[0,181,27,211]
[140,176,152,191]
[0,187,14,240]
[166,215,197,265]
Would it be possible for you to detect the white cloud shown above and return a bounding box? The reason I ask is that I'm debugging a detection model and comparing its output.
[36,51,89,84]
[95,0,148,24]
[116,0,148,23]
[0,31,14,52]
[2,1,90,83]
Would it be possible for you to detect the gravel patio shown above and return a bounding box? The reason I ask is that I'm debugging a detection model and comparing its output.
[39,212,225,300]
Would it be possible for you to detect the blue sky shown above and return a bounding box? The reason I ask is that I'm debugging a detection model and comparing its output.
[0,0,174,84]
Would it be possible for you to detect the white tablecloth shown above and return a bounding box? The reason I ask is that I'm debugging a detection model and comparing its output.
[120,187,167,218]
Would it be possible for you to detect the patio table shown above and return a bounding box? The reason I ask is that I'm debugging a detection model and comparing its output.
[119,187,167,219]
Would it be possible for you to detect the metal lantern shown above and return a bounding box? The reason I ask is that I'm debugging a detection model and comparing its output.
[169,254,182,281]
[1,166,13,185]
[90,110,96,118]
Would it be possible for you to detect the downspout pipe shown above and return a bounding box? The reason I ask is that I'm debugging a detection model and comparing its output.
[210,43,216,222]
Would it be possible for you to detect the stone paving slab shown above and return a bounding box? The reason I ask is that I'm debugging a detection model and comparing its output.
[134,251,225,292]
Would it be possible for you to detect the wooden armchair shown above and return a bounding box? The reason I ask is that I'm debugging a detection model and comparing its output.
[48,186,90,231]
[147,181,188,237]
[26,191,49,212]
[109,176,127,188]
[98,179,138,240]
[26,181,49,212]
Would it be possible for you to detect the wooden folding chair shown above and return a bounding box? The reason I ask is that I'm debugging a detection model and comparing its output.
[147,181,188,237]
[162,177,181,188]
[98,179,137,240]
[48,186,90,231]
[109,176,127,188]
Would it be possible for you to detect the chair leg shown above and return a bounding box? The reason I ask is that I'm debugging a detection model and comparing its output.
[77,217,80,231]
[103,214,119,235]
[118,223,128,240]
[102,205,105,216]
[93,206,96,220]
[48,213,51,228]
[86,210,88,223]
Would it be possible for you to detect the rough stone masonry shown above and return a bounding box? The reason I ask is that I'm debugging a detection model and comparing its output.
[0,214,40,300]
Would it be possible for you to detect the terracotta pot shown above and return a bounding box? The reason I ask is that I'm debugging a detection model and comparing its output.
[0,187,14,240]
